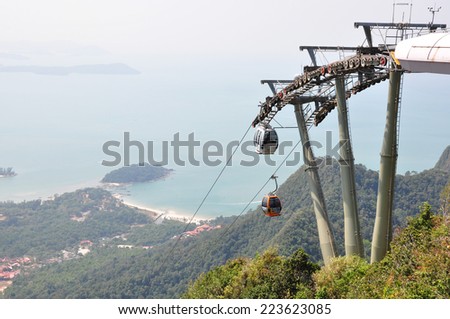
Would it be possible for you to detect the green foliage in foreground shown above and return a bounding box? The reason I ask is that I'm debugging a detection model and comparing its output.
[183,248,319,299]
[351,203,450,298]
[184,203,450,299]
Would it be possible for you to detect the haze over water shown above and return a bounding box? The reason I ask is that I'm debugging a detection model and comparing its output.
[0,52,449,218]
[1,1,449,218]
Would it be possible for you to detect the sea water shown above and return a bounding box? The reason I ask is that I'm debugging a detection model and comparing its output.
[0,56,448,218]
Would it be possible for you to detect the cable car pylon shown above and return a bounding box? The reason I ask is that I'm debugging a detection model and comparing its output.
[251,18,446,265]
[335,75,364,258]
[371,68,403,263]
[293,100,337,265]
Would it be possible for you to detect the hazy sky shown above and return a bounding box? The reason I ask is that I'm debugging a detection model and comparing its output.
[0,0,448,173]
[1,0,448,58]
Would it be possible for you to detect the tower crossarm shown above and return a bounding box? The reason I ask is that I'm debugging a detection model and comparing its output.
[252,53,390,128]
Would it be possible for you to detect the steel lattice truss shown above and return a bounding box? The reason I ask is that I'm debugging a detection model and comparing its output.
[251,22,447,130]
[252,51,391,129]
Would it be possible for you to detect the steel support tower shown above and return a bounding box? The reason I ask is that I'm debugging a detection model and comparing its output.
[371,69,402,262]
[335,75,364,257]
[293,102,337,265]
[252,21,446,264]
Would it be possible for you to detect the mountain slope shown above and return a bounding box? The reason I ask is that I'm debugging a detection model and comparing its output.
[3,148,450,298]
[435,145,450,172]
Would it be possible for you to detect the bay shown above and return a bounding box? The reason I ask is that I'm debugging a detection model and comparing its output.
[0,56,448,218]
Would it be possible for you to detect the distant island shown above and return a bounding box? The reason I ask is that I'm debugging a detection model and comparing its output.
[0,167,16,177]
[0,63,140,76]
[101,163,173,184]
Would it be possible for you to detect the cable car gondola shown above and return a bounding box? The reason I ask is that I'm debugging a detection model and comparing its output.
[262,194,282,217]
[261,175,282,217]
[253,124,278,154]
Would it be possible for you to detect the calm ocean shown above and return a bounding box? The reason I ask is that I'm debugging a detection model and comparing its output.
[1,56,448,218]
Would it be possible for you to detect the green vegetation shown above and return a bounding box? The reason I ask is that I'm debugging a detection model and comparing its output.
[1,147,449,298]
[183,248,318,299]
[274,159,449,259]
[355,202,450,298]
[0,188,151,259]
[101,163,173,184]
[185,204,450,299]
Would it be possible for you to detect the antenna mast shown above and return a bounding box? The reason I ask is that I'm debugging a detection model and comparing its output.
[428,4,442,24]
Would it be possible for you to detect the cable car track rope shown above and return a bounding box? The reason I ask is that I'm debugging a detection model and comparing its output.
[158,124,301,270]
[158,124,252,271]
[158,37,403,271]
[158,52,390,271]
[215,137,302,243]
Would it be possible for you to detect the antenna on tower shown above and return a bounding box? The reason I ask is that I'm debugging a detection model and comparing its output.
[428,4,442,24]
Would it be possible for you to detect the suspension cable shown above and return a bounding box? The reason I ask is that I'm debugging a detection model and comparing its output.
[157,124,253,270]
[216,137,302,241]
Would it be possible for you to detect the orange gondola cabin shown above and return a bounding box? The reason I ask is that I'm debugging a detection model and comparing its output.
[261,194,282,217]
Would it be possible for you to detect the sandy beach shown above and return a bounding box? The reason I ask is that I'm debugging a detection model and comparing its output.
[112,193,211,224]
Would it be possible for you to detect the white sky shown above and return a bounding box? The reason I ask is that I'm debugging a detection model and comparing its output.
[0,0,448,57]
[0,0,448,172]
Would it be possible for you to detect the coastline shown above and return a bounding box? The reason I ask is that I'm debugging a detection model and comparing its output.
[0,179,102,203]
[113,193,211,224]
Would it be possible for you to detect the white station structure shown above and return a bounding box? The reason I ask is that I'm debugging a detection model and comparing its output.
[395,32,450,74]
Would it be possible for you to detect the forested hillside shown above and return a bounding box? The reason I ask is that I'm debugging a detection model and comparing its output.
[1,148,449,298]
[0,188,151,259]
